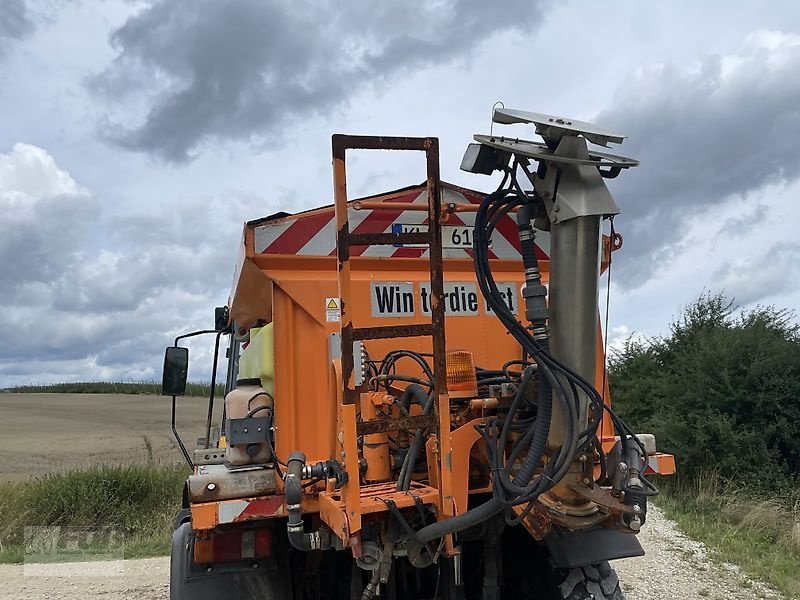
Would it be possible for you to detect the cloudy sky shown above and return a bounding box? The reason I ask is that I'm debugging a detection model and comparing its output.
[1,0,799,387]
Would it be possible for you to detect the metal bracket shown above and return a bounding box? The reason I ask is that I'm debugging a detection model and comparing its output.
[227,416,270,446]
[328,333,365,387]
[523,136,621,223]
[356,414,436,436]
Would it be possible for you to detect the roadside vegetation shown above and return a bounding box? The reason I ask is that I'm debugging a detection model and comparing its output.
[2,380,224,397]
[610,293,800,598]
[0,465,188,563]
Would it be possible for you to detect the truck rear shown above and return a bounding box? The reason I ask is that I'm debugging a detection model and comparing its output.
[162,111,675,600]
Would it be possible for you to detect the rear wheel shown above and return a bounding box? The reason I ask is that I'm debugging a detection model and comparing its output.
[169,522,291,600]
[555,562,625,600]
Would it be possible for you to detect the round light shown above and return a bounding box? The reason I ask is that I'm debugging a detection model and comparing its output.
[446,350,478,399]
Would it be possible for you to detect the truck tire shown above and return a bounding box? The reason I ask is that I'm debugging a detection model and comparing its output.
[557,561,625,600]
[170,522,290,600]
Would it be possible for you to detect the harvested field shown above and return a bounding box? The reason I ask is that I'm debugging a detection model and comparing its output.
[0,393,214,482]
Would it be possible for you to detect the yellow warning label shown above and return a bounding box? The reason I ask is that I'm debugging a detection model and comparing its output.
[325,297,341,323]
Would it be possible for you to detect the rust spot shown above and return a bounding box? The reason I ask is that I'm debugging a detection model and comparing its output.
[336,224,350,264]
[331,135,346,161]
[356,414,435,436]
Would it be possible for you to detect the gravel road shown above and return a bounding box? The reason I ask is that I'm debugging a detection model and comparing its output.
[0,506,783,600]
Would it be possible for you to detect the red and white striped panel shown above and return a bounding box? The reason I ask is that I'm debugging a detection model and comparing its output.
[253,185,550,259]
[216,495,286,525]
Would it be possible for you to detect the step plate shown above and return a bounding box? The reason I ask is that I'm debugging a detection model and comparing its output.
[318,481,439,543]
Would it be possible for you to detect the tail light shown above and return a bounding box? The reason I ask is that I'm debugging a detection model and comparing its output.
[446,350,478,398]
[194,528,272,564]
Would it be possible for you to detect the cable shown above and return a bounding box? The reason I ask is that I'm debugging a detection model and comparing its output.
[414,172,656,543]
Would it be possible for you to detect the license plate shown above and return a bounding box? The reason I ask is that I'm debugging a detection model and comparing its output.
[391,223,484,249]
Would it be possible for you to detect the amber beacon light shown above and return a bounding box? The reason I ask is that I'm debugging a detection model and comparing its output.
[445,350,478,398]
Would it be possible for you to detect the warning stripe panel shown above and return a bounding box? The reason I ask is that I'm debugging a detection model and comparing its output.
[216,496,286,525]
[251,183,550,259]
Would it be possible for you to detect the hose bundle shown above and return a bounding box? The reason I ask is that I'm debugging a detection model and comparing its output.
[414,175,654,543]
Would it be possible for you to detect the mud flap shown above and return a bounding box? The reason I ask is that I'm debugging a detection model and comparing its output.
[544,527,644,569]
[170,523,290,600]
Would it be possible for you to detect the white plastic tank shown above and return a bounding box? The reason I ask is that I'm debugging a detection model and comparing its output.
[225,378,273,465]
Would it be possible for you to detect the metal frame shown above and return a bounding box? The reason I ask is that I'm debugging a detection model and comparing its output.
[331,134,447,405]
[169,329,226,467]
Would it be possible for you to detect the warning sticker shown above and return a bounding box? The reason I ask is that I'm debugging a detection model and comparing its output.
[325,297,340,322]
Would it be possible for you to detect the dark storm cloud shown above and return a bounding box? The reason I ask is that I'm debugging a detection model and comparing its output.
[0,0,34,54]
[91,0,544,162]
[596,32,800,287]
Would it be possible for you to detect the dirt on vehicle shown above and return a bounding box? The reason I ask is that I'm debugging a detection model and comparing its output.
[0,393,212,482]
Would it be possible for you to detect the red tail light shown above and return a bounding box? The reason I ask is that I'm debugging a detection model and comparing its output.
[194,528,273,564]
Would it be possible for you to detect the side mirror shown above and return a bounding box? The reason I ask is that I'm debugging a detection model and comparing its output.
[162,346,189,396]
[215,306,230,332]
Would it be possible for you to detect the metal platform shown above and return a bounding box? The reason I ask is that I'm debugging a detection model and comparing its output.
[318,480,439,542]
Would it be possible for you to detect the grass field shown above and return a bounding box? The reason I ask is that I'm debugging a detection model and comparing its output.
[0,390,210,563]
[0,465,188,563]
[656,473,800,599]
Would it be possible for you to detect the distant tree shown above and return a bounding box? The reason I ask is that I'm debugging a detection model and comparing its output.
[609,292,800,490]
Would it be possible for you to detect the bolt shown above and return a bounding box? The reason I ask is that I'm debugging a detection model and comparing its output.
[629,515,642,532]
[207,483,217,491]
[251,562,259,569]
[582,478,591,485]
[206,566,213,573]
[243,428,248,433]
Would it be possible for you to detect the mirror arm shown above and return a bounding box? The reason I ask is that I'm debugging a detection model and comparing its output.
[205,331,225,450]
[172,393,193,468]
[174,329,220,345]
[167,327,228,468]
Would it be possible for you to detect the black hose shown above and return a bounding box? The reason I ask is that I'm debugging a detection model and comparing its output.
[415,496,502,544]
[415,180,656,542]
[416,186,566,542]
[285,452,331,551]
[397,383,429,415]
[396,384,434,491]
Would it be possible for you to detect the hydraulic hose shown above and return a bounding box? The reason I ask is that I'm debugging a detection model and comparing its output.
[396,384,434,491]
[415,496,502,544]
[285,451,332,551]
[415,186,562,543]
[397,383,428,416]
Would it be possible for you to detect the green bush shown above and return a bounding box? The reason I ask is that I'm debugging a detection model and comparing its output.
[0,465,188,562]
[609,292,800,491]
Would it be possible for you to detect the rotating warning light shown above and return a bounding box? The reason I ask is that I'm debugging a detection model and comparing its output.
[446,350,478,399]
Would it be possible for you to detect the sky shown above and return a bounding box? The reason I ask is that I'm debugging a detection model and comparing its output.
[1,0,799,386]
